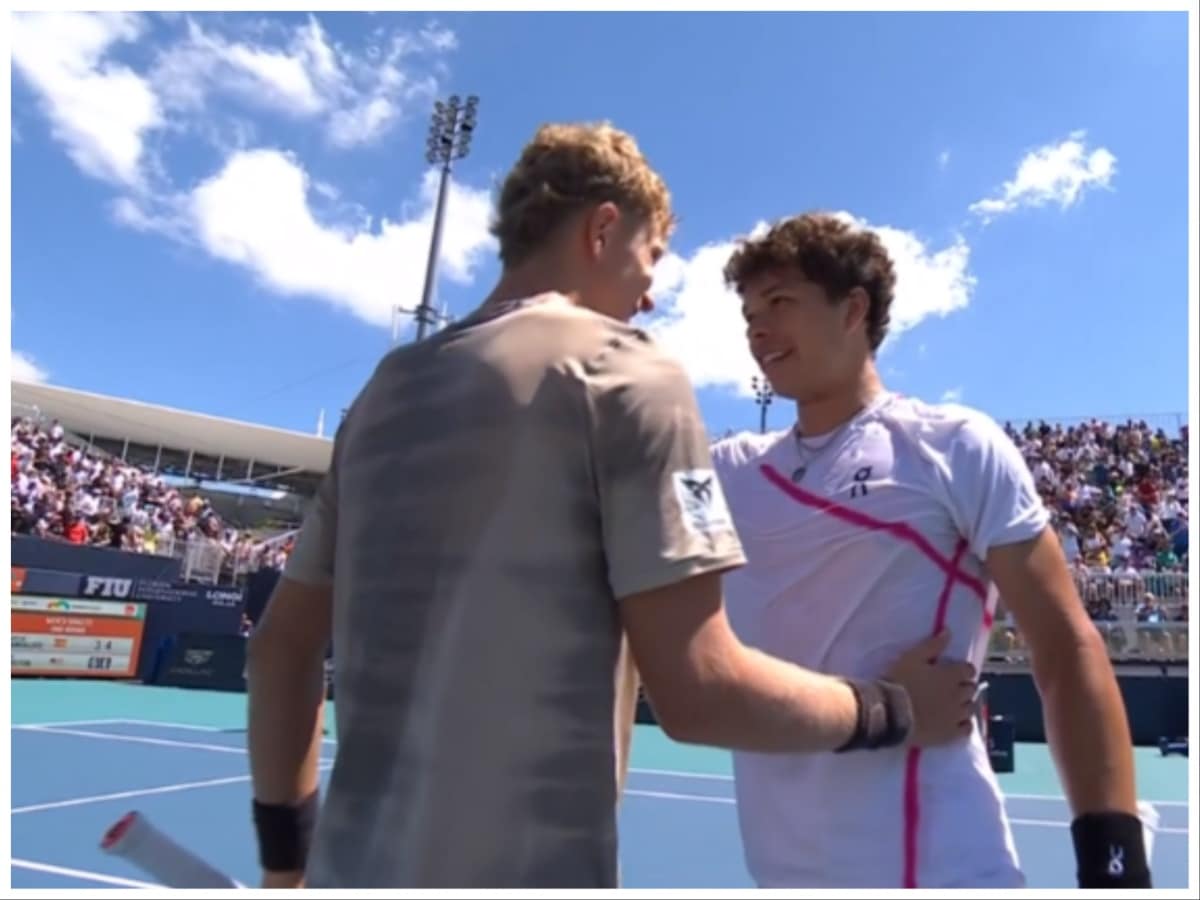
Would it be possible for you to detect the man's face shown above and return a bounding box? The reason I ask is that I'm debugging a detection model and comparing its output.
[580,204,665,322]
[739,267,868,402]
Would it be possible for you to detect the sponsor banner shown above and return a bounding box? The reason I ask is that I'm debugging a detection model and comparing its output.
[156,632,248,693]
[11,596,146,618]
[80,576,245,609]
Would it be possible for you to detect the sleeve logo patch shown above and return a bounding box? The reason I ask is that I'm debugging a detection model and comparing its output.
[672,469,733,536]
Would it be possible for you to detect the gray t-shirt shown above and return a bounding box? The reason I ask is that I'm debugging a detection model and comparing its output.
[285,295,745,888]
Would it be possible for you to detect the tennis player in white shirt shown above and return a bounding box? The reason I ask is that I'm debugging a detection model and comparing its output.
[711,212,1151,889]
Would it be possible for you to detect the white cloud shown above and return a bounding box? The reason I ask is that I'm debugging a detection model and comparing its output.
[153,18,329,119]
[14,12,491,336]
[970,131,1116,221]
[10,12,163,187]
[12,352,49,384]
[938,149,951,169]
[940,386,964,403]
[647,214,976,397]
[187,150,495,328]
[151,15,450,149]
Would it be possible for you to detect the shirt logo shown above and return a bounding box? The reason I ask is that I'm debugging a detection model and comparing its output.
[672,469,733,537]
[849,465,872,499]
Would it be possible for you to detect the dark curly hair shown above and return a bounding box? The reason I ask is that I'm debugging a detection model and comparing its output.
[723,212,896,352]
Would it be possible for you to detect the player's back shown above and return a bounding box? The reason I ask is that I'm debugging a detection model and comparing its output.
[306,296,642,888]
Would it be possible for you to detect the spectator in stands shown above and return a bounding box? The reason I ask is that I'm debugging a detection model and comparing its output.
[10,416,295,580]
[1004,418,1187,581]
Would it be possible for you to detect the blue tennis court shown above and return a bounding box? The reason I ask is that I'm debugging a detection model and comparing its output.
[9,687,1193,889]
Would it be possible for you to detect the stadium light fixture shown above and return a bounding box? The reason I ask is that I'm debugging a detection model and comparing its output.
[397,94,482,343]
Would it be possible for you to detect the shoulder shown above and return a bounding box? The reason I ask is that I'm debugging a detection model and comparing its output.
[511,299,693,390]
[710,429,787,474]
[879,394,1017,462]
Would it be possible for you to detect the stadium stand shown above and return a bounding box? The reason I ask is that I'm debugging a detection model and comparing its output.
[11,379,1188,660]
[994,417,1188,663]
[10,378,327,584]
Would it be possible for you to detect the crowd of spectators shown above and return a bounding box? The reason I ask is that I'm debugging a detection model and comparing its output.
[999,418,1188,660]
[10,417,295,577]
[1006,418,1188,574]
[11,414,1189,622]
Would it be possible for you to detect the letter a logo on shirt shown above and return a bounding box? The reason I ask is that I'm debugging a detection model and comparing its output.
[673,469,733,537]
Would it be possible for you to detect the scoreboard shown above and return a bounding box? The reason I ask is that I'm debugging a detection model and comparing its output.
[10,595,147,678]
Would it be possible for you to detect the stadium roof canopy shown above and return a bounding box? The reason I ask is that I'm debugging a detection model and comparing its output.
[12,380,333,474]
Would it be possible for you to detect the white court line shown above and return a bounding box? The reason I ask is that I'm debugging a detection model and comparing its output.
[12,718,132,729]
[622,790,1189,834]
[12,762,336,815]
[16,725,252,755]
[1000,792,1186,809]
[110,718,222,732]
[1007,817,1188,835]
[11,858,158,889]
[103,718,340,745]
[630,766,733,781]
[21,722,1188,812]
[625,788,734,805]
[628,768,1188,810]
[17,724,340,758]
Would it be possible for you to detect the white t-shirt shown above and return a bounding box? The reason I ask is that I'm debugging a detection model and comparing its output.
[712,392,1049,889]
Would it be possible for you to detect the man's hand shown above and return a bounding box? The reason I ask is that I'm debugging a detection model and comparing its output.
[885,630,976,747]
[261,870,305,889]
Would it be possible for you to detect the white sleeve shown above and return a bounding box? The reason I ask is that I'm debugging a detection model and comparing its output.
[941,412,1051,561]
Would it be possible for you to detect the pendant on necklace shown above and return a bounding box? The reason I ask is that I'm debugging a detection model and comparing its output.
[790,466,807,484]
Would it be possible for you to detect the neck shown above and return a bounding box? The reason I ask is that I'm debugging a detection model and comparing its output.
[480,255,586,312]
[794,362,885,437]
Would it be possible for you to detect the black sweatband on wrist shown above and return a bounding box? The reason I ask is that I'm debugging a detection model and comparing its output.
[253,791,319,873]
[835,678,913,753]
[1071,811,1152,888]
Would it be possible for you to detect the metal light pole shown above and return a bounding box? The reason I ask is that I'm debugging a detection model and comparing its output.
[396,94,479,343]
[752,375,774,434]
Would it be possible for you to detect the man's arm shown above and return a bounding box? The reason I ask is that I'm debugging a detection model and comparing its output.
[939,411,1150,887]
[986,530,1138,816]
[245,575,331,887]
[246,451,339,887]
[246,576,331,805]
[621,570,973,753]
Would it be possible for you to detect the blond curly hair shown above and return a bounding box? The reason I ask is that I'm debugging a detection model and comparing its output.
[491,122,675,267]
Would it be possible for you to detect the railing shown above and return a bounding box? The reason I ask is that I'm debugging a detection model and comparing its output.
[990,571,1189,664]
[145,532,297,584]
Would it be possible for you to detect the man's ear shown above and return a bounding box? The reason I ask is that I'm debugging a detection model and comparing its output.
[842,285,871,336]
[583,201,622,261]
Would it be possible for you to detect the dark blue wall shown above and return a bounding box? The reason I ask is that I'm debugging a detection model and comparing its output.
[982,668,1188,746]
[12,535,183,581]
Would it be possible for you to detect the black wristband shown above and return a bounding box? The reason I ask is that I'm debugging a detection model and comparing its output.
[835,678,913,753]
[1071,811,1152,888]
[253,791,319,873]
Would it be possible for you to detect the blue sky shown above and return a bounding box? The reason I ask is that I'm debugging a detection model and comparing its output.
[9,10,1192,442]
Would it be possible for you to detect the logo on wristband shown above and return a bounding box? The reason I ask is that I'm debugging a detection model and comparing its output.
[1107,845,1125,877]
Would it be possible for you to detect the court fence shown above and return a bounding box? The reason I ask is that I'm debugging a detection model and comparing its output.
[990,571,1189,663]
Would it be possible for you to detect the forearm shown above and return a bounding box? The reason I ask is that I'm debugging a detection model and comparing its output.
[246,639,327,805]
[1036,628,1138,816]
[670,645,859,753]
